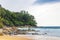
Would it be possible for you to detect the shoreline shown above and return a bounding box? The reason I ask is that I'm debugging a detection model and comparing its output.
[0,35,60,40]
[11,35,60,40]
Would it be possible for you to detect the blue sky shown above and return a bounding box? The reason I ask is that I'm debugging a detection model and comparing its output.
[34,0,60,4]
[0,0,60,26]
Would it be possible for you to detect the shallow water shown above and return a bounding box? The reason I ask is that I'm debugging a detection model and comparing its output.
[31,27,60,37]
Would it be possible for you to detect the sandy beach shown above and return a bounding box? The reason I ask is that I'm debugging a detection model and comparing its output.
[14,35,60,40]
[31,35,60,40]
[0,35,31,40]
[0,35,60,40]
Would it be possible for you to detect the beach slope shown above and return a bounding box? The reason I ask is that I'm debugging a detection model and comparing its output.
[0,35,31,40]
[0,35,60,40]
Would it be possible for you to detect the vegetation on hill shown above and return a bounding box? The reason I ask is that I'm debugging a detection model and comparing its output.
[0,5,37,27]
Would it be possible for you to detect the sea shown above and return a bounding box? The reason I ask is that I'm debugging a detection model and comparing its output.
[30,26,60,37]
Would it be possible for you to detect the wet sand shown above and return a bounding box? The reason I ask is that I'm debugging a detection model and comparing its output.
[0,35,60,40]
[15,35,60,40]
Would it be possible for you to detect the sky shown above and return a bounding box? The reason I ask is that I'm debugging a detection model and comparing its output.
[0,0,60,26]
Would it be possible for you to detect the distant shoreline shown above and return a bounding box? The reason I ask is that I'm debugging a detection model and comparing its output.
[35,27,60,29]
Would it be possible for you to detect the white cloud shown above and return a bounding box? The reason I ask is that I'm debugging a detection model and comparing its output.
[0,0,60,26]
[27,3,60,26]
[0,0,36,11]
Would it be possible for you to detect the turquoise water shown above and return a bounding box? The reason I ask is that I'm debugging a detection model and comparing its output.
[18,27,60,37]
[31,27,60,37]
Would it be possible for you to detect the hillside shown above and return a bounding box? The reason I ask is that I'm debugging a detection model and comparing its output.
[0,5,37,27]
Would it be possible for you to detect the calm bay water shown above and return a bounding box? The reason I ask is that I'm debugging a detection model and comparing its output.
[32,27,60,37]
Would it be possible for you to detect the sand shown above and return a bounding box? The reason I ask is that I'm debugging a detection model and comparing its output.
[0,35,31,40]
[15,35,60,40]
[0,35,60,40]
[29,35,60,40]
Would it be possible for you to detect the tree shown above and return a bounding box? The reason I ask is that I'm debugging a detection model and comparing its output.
[0,17,4,28]
[0,6,4,28]
[0,5,37,27]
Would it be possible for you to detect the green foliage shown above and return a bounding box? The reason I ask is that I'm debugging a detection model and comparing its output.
[0,7,4,28]
[0,17,4,28]
[0,6,37,27]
